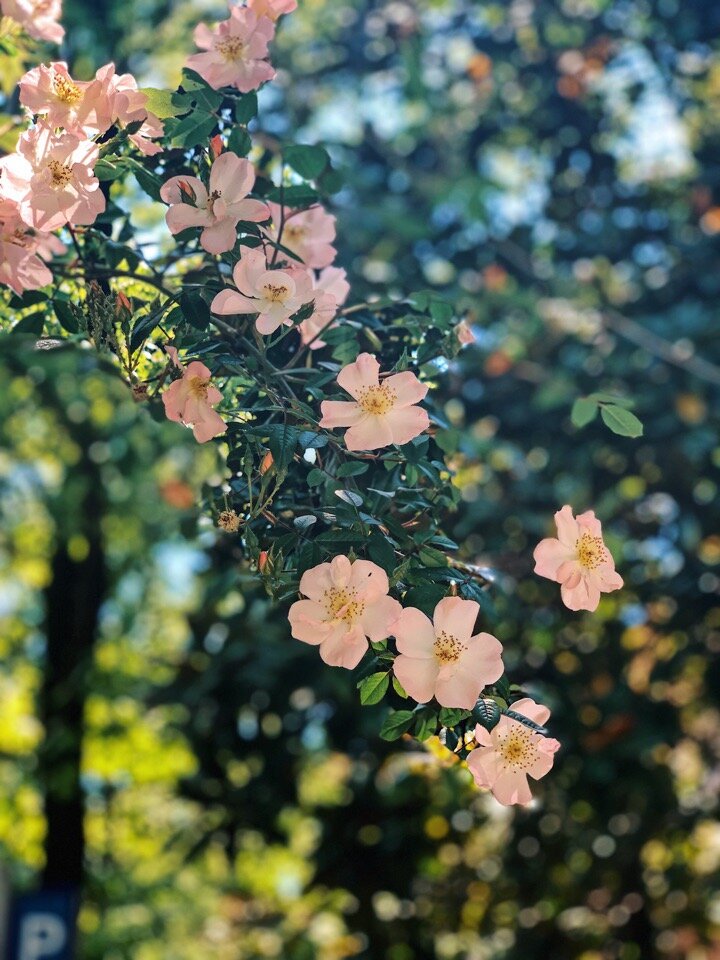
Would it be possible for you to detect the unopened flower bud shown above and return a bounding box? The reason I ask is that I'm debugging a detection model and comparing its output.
[210,134,224,159]
[258,550,269,572]
[260,450,274,474]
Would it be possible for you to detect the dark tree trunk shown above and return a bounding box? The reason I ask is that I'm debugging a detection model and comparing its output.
[39,536,106,889]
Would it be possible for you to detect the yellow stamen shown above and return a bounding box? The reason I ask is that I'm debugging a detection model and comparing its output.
[356,383,397,415]
[216,36,246,61]
[47,159,73,187]
[187,375,209,400]
[576,532,606,570]
[434,630,464,664]
[497,727,535,771]
[323,586,365,624]
[52,73,82,105]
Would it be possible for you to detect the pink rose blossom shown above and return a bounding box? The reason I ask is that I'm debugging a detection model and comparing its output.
[456,319,475,346]
[19,62,112,138]
[533,505,623,612]
[298,266,350,348]
[267,202,337,269]
[247,0,297,20]
[467,698,561,805]
[94,64,164,156]
[160,153,269,254]
[186,5,276,93]
[211,245,314,335]
[162,346,227,443]
[319,352,430,451]
[0,198,65,294]
[288,555,402,669]
[392,597,504,710]
[0,124,104,231]
[1,0,64,43]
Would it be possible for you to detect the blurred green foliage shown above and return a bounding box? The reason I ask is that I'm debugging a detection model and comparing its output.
[1,0,720,959]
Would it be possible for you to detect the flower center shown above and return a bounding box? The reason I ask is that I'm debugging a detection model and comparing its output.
[356,383,397,416]
[52,73,82,105]
[208,188,222,213]
[262,282,291,304]
[47,159,73,188]
[434,630,464,664]
[576,532,606,570]
[216,36,246,61]
[497,728,535,771]
[323,586,365,625]
[187,375,209,400]
[284,224,306,245]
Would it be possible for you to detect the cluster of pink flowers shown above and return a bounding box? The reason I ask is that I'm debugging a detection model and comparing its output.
[1,0,64,43]
[287,559,562,805]
[0,40,165,292]
[184,0,297,93]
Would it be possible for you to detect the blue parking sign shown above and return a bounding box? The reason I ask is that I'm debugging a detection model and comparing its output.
[6,889,78,960]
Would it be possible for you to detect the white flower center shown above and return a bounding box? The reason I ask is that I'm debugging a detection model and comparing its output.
[576,533,606,570]
[261,281,291,304]
[356,383,397,415]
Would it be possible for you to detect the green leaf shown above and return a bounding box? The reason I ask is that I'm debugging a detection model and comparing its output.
[438,707,472,727]
[266,184,319,207]
[228,127,252,157]
[391,675,408,699]
[306,468,326,486]
[414,708,438,742]
[13,313,45,335]
[234,92,258,124]
[180,290,210,330]
[358,671,390,706]
[504,709,548,736]
[368,530,396,574]
[474,699,501,732]
[588,392,635,408]
[129,311,161,352]
[265,424,300,472]
[284,144,330,180]
[336,461,369,478]
[171,112,218,149]
[53,300,79,334]
[94,158,124,181]
[379,709,415,741]
[141,87,186,119]
[600,404,644,438]
[125,159,163,201]
[571,397,598,428]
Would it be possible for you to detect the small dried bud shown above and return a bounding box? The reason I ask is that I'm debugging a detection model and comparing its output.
[132,383,150,402]
[260,450,274,474]
[218,509,242,532]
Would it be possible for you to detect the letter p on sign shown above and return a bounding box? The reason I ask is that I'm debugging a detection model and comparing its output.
[18,913,67,960]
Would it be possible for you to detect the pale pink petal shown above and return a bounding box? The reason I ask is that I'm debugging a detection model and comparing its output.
[393,655,439,705]
[288,598,327,644]
[492,770,533,806]
[337,352,381,399]
[533,537,575,581]
[210,152,254,199]
[458,631,504,686]
[511,697,551,727]
[560,576,600,612]
[211,289,259,315]
[329,555,353,587]
[393,607,436,658]
[384,405,430,446]
[360,596,402,643]
[348,559,389,599]
[298,561,336,602]
[192,408,227,443]
[576,509,602,538]
[229,198,270,222]
[344,416,394,451]
[597,568,623,592]
[200,218,238,254]
[434,669,483,710]
[166,203,212,234]
[161,379,187,422]
[554,505,579,547]
[318,400,364,429]
[319,624,368,669]
[433,597,480,643]
[383,371,428,406]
